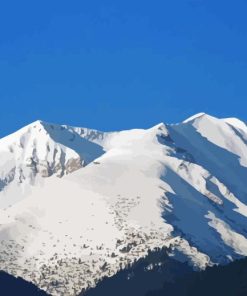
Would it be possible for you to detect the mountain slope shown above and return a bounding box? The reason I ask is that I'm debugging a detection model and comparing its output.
[0,114,246,295]
[84,248,193,296]
[0,120,106,207]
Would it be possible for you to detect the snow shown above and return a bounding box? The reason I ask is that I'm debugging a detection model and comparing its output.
[206,211,247,256]
[0,114,247,295]
[223,117,247,133]
[0,120,106,207]
[182,112,206,123]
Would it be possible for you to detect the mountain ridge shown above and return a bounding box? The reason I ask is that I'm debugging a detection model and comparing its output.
[0,113,246,295]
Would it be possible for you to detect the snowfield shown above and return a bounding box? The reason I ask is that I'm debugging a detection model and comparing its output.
[0,113,247,295]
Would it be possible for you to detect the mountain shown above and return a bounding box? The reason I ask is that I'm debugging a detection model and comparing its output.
[0,113,246,295]
[0,120,105,207]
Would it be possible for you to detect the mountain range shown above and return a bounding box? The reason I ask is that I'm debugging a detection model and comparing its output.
[0,113,247,295]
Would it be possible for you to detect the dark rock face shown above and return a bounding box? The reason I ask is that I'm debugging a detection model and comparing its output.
[0,271,48,296]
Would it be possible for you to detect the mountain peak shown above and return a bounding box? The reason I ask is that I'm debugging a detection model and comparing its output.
[27,119,61,132]
[0,120,105,201]
[183,112,208,123]
[152,122,167,130]
[0,115,247,295]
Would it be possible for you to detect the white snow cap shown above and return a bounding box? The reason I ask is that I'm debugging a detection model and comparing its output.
[223,117,247,131]
[183,112,207,123]
[0,113,246,296]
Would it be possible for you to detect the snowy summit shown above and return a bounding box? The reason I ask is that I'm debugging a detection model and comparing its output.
[0,113,247,295]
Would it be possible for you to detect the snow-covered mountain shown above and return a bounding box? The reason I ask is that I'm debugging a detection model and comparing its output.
[0,120,105,207]
[0,113,247,296]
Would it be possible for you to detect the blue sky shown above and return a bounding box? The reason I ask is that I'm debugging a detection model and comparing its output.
[0,0,247,137]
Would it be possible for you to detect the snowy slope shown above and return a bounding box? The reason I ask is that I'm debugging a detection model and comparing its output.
[0,114,247,295]
[0,120,106,207]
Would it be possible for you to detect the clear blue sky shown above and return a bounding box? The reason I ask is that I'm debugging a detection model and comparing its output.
[0,0,247,137]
